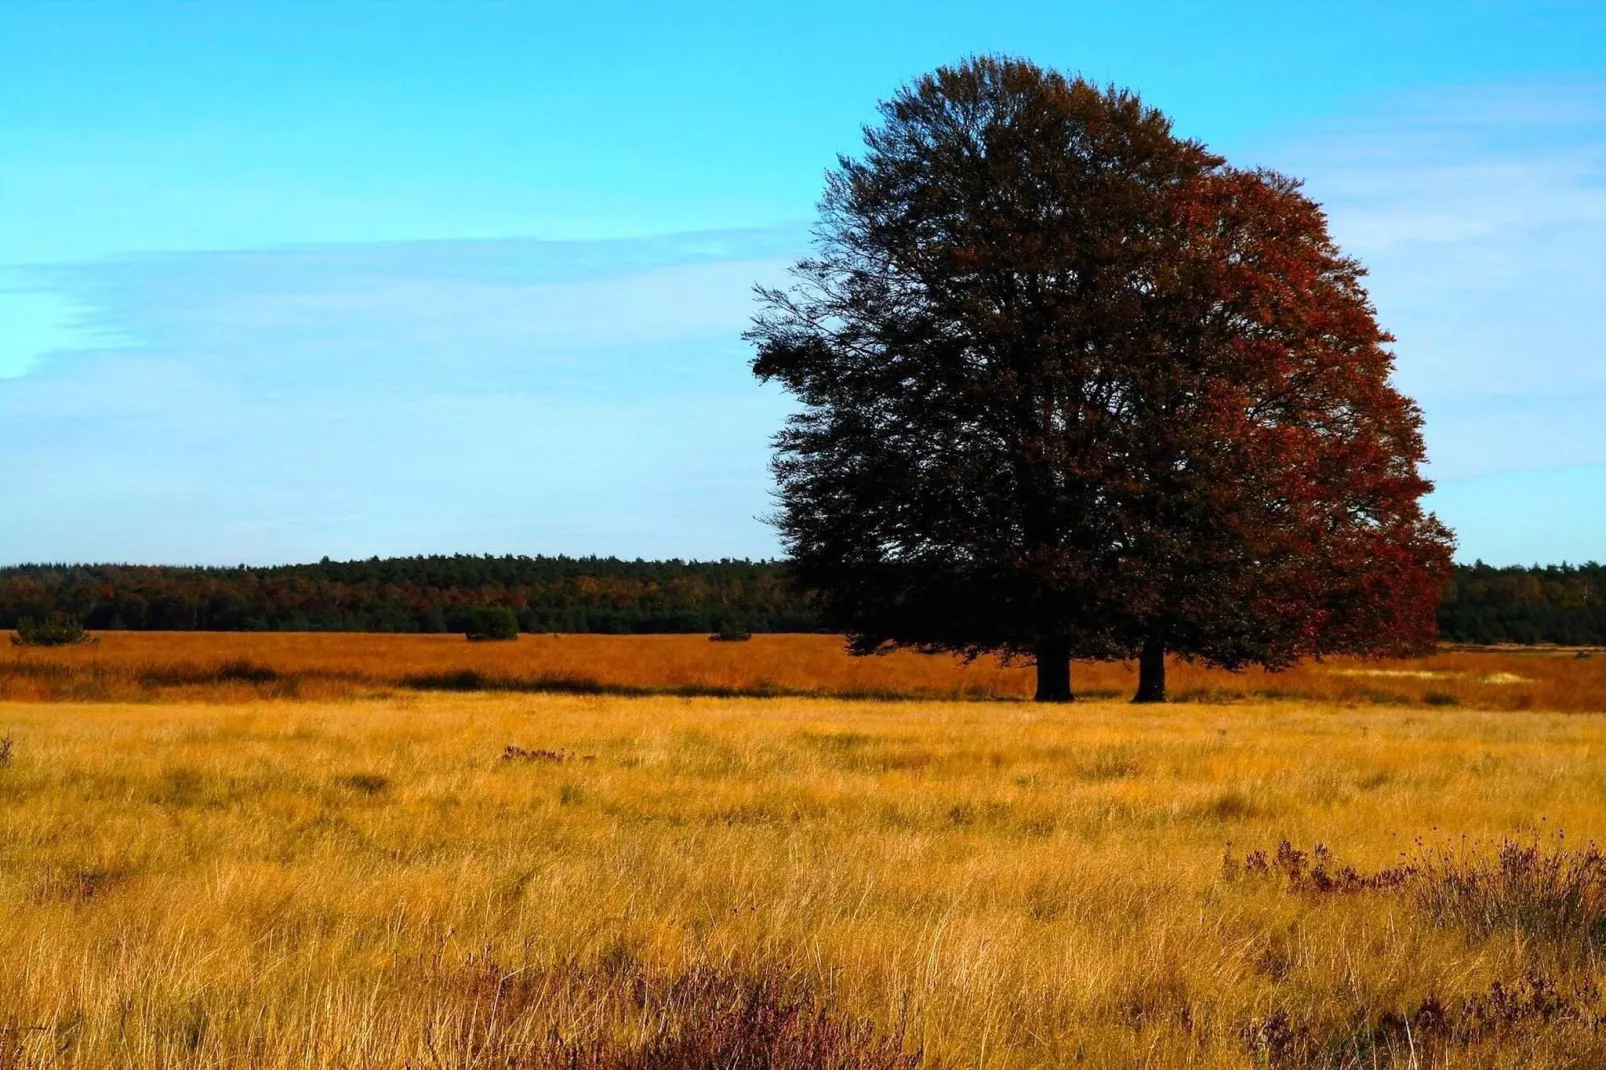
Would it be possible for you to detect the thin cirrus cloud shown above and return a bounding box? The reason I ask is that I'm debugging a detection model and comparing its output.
[16,227,809,392]
[1259,82,1606,564]
[0,226,807,565]
[1267,84,1606,441]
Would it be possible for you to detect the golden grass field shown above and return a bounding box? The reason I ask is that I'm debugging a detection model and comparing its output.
[3,634,1606,1067]
[3,631,1604,710]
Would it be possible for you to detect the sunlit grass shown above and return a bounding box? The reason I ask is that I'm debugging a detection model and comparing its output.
[2,690,1606,1066]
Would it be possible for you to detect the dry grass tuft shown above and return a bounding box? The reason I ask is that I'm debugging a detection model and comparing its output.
[501,745,573,763]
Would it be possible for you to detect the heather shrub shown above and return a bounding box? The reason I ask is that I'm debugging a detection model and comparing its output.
[1414,836,1606,948]
[1235,835,1606,951]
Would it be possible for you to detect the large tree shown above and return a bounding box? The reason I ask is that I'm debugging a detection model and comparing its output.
[1106,166,1454,700]
[749,57,1452,702]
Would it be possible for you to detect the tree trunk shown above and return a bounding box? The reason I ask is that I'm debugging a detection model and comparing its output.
[1033,638,1073,702]
[1133,638,1166,703]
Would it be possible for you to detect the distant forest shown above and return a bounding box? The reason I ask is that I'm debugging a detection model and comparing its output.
[0,556,1601,646]
[1440,562,1605,646]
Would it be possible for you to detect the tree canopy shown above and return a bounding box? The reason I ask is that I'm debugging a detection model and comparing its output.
[749,57,1453,701]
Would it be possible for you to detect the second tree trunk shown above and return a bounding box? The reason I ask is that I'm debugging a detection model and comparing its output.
[1133,638,1166,703]
[1034,638,1073,702]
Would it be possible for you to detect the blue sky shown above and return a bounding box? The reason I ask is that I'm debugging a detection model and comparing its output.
[2,1,1603,566]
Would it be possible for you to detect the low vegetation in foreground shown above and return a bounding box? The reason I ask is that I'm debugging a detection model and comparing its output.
[2,691,1606,1067]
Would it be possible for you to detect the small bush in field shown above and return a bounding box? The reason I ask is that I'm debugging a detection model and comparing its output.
[1245,974,1603,1068]
[11,614,95,647]
[466,606,519,642]
[710,621,752,642]
[333,773,389,796]
[502,745,568,763]
[216,658,279,683]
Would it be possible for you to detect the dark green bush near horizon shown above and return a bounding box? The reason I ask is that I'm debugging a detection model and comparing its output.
[10,613,95,647]
[465,605,520,641]
[0,556,1600,645]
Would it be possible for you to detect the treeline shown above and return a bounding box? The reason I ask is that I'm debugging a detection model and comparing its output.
[0,556,1601,644]
[1440,561,1606,646]
[0,556,819,635]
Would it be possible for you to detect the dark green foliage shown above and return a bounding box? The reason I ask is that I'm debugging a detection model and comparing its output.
[0,556,820,635]
[1437,562,1606,645]
[11,613,94,647]
[466,605,520,642]
[749,59,1219,677]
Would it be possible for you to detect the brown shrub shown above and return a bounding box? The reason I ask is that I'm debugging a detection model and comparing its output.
[1414,836,1606,947]
[549,970,919,1070]
[1245,974,1603,1068]
[502,745,570,763]
[436,960,921,1070]
[1234,835,1606,950]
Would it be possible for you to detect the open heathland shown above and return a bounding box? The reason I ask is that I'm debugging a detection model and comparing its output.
[2,631,1604,711]
[3,683,1606,1067]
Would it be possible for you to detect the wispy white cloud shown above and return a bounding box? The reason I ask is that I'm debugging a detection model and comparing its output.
[0,227,806,564]
[0,278,134,378]
[1254,83,1606,562]
[1262,82,1606,415]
